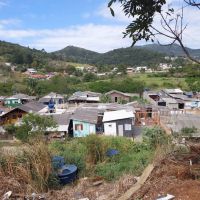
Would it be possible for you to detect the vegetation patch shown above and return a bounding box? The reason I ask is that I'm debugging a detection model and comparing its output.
[49,135,154,181]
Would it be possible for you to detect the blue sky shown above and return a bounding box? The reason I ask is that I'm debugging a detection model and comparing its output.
[0,0,199,52]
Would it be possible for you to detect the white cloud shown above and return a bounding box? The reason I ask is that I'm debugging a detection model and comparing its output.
[97,3,131,23]
[0,0,8,8]
[0,18,21,28]
[1,0,200,52]
[0,24,133,52]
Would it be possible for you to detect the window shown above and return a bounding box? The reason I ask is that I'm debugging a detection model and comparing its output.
[75,124,83,131]
[125,124,132,131]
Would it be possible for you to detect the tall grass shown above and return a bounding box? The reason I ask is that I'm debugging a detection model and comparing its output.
[0,142,52,194]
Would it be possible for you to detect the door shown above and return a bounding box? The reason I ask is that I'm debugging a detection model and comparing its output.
[118,125,124,136]
[104,123,116,136]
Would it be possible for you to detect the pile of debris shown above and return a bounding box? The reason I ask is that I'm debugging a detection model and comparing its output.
[131,143,200,200]
[45,175,136,200]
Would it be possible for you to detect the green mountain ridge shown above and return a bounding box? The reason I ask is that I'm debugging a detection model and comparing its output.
[140,43,200,58]
[0,40,51,65]
[52,45,166,66]
[1,40,200,67]
[53,44,200,66]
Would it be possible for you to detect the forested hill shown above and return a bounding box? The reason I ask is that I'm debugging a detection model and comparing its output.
[0,40,50,65]
[139,44,200,58]
[52,46,166,66]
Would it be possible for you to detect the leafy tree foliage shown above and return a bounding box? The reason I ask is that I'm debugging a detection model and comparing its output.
[15,113,57,142]
[108,0,166,44]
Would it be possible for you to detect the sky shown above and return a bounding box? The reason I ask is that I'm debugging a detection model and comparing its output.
[0,0,199,52]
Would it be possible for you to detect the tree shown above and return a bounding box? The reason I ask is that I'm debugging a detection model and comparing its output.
[15,113,57,142]
[83,72,97,82]
[108,0,200,63]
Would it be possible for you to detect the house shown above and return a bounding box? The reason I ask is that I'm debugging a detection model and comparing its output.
[26,68,37,74]
[158,63,172,71]
[4,93,36,108]
[0,102,46,126]
[161,98,179,110]
[46,112,72,139]
[4,97,21,108]
[103,110,135,137]
[105,90,140,103]
[39,92,65,106]
[163,88,184,95]
[68,91,101,104]
[68,108,101,137]
[136,66,148,72]
[126,67,135,74]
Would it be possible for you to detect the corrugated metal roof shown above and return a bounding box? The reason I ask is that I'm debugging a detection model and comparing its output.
[19,101,46,113]
[105,90,138,97]
[71,108,98,124]
[68,91,101,102]
[103,109,134,122]
[10,93,36,100]
[53,113,72,125]
[162,98,178,104]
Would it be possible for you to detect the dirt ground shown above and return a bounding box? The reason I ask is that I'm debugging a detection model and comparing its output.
[45,175,137,200]
[131,143,200,200]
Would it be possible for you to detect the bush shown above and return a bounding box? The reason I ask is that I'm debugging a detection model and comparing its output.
[143,126,171,148]
[181,126,197,136]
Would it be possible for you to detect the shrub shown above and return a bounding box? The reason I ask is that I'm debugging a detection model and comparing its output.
[143,126,171,148]
[181,126,197,136]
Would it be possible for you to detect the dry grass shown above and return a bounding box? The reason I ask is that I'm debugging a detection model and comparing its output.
[0,142,52,196]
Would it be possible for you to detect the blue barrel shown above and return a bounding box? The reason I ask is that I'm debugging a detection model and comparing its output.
[106,149,119,157]
[52,156,65,170]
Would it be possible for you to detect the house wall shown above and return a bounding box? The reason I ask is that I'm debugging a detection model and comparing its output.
[73,120,96,137]
[4,99,22,108]
[107,92,130,103]
[104,118,134,137]
[166,103,179,110]
[0,109,27,125]
[104,122,117,136]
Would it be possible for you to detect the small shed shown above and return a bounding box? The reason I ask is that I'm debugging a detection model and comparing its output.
[103,110,135,137]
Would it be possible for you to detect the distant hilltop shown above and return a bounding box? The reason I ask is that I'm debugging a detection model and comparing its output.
[1,40,200,66]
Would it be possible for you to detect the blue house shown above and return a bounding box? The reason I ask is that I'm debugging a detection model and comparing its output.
[69,108,100,137]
